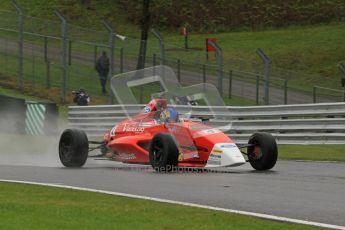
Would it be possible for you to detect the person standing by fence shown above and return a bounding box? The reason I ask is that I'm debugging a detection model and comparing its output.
[96,51,110,94]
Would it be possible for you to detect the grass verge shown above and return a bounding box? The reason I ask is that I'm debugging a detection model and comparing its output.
[278,144,345,162]
[0,182,322,230]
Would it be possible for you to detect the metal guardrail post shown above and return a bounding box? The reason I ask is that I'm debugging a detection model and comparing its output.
[256,48,270,105]
[228,70,232,99]
[151,29,165,65]
[54,10,67,103]
[313,86,317,103]
[12,0,24,89]
[208,41,223,97]
[101,20,115,104]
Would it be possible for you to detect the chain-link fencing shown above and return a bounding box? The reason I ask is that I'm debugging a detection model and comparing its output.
[0,4,344,105]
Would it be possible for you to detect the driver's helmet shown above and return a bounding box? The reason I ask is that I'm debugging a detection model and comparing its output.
[142,98,167,113]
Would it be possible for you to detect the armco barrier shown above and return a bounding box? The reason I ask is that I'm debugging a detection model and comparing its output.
[68,102,345,144]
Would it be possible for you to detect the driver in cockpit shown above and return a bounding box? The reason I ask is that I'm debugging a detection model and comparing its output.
[145,98,179,123]
[156,106,179,123]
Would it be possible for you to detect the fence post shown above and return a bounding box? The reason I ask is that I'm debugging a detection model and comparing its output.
[177,59,181,83]
[32,56,35,87]
[284,79,288,104]
[153,53,156,66]
[12,0,24,89]
[228,70,232,99]
[337,63,345,102]
[68,40,72,65]
[54,10,67,103]
[207,40,223,97]
[44,36,48,62]
[202,64,206,84]
[120,47,124,73]
[256,48,270,105]
[101,20,115,103]
[46,60,50,88]
[313,86,316,103]
[256,75,260,105]
[93,45,97,68]
[151,29,165,65]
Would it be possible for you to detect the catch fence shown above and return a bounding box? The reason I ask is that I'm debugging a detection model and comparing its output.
[0,3,344,105]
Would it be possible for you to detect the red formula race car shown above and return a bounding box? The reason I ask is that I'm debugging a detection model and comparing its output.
[59,97,278,172]
[59,66,277,172]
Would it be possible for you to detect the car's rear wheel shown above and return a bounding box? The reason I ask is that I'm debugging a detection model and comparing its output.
[59,129,89,168]
[149,133,179,172]
[247,132,278,170]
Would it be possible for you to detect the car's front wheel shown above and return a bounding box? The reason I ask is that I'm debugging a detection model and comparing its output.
[247,132,278,170]
[149,133,179,172]
[59,129,89,168]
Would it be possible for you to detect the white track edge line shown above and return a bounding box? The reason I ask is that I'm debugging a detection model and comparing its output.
[1,179,344,230]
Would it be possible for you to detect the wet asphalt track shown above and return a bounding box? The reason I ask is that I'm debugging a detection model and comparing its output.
[0,159,344,227]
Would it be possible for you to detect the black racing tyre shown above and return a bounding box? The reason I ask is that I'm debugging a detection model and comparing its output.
[59,129,89,168]
[247,132,278,171]
[149,133,179,172]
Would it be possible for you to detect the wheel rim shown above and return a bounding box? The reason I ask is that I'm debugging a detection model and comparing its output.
[248,142,263,161]
[253,146,262,159]
[60,134,73,162]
